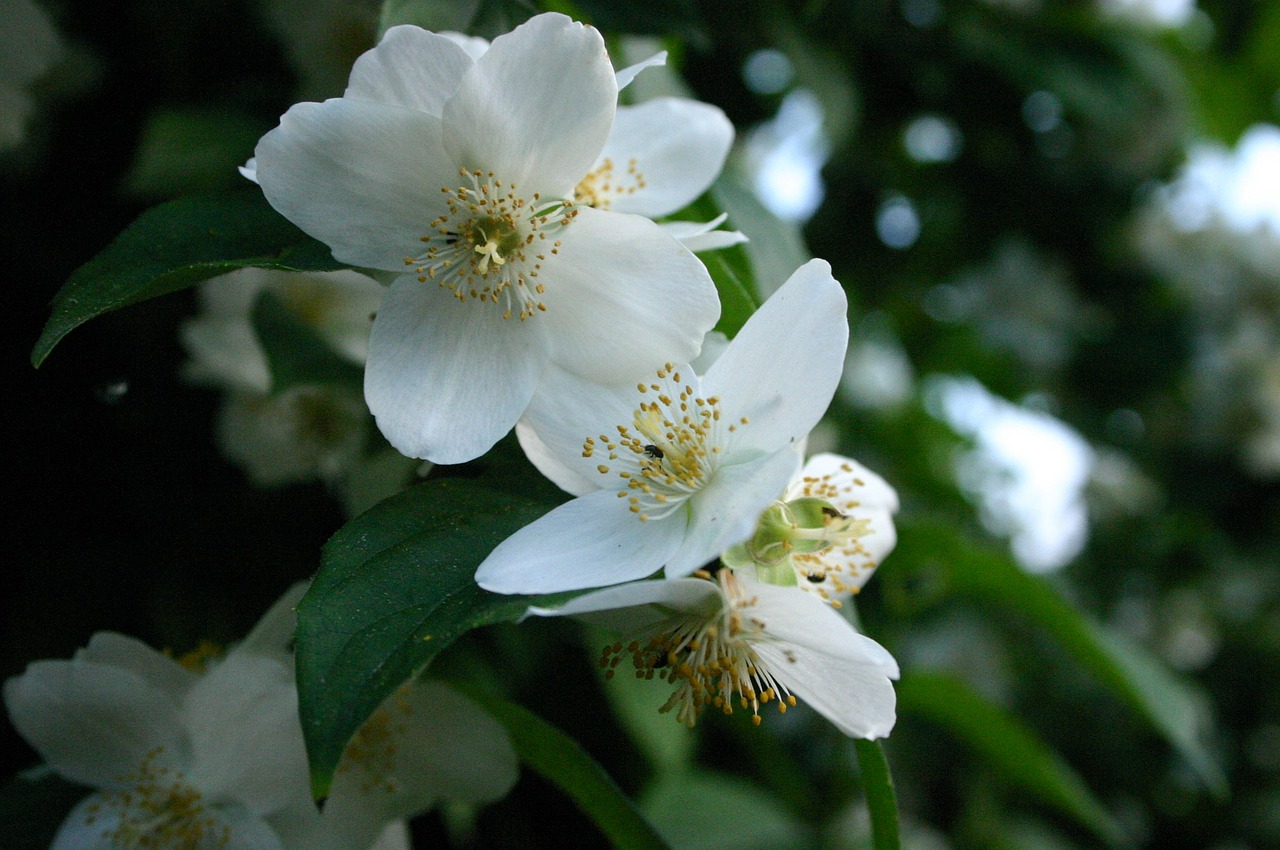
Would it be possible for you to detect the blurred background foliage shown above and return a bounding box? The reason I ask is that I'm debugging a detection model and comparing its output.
[7,0,1280,847]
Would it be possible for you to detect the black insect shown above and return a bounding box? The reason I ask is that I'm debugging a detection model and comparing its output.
[643,444,664,459]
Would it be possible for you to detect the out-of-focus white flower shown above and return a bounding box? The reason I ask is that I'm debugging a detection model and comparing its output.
[723,453,899,605]
[476,259,847,594]
[4,587,520,850]
[0,0,64,151]
[180,267,419,495]
[252,13,719,464]
[273,683,518,850]
[3,588,312,850]
[528,569,899,738]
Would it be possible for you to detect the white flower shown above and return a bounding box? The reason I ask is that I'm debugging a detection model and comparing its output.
[3,589,313,850]
[527,569,899,738]
[725,453,900,605]
[252,13,720,464]
[3,587,520,850]
[272,682,518,850]
[475,259,848,594]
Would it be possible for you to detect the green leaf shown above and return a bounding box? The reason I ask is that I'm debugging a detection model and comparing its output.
[893,519,1227,796]
[854,738,902,850]
[295,477,572,797]
[0,769,88,850]
[32,190,343,367]
[706,250,759,340]
[640,769,805,850]
[897,671,1124,847]
[462,688,672,850]
[251,292,364,394]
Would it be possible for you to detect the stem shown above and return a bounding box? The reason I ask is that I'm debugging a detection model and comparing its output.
[854,738,901,850]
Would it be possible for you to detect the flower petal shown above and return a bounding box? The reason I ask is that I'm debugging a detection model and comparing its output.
[665,447,801,577]
[543,206,718,383]
[181,653,310,816]
[741,577,899,738]
[441,13,616,196]
[599,99,733,218]
[4,659,188,789]
[515,419,598,497]
[518,362,644,495]
[703,259,848,456]
[73,633,197,699]
[615,51,667,90]
[476,488,685,593]
[439,32,492,60]
[237,582,308,659]
[662,216,749,253]
[345,26,475,116]
[255,98,454,271]
[365,275,551,463]
[316,682,517,850]
[526,577,722,633]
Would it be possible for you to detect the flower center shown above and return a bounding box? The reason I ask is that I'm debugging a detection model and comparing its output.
[87,747,228,849]
[582,364,749,521]
[404,167,578,320]
[786,464,882,601]
[598,570,797,727]
[573,157,646,209]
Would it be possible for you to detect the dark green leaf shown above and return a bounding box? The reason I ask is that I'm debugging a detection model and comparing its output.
[32,190,343,367]
[854,738,902,850]
[462,688,671,850]
[570,0,704,41]
[296,477,572,797]
[251,292,364,394]
[894,519,1227,796]
[898,671,1124,847]
[0,769,87,850]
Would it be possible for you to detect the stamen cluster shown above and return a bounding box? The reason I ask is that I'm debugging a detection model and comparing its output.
[573,157,647,209]
[404,167,576,320]
[88,747,228,849]
[599,570,797,728]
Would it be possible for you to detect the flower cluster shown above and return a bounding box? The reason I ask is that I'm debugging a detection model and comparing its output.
[7,11,905,847]
[3,587,517,850]
[247,11,902,740]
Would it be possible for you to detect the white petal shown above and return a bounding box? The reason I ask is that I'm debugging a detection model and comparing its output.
[240,157,258,183]
[476,488,686,593]
[439,32,492,60]
[703,259,848,456]
[4,660,188,789]
[369,821,412,850]
[741,577,899,738]
[599,99,733,218]
[237,582,308,659]
[345,26,475,115]
[543,207,718,383]
[515,419,598,497]
[615,51,667,90]
[317,682,517,850]
[73,633,197,698]
[255,98,455,271]
[519,362,645,495]
[689,330,730,374]
[51,794,121,850]
[365,275,551,463]
[662,216,749,253]
[527,577,722,633]
[442,13,616,196]
[790,453,899,513]
[665,448,801,577]
[182,653,310,816]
